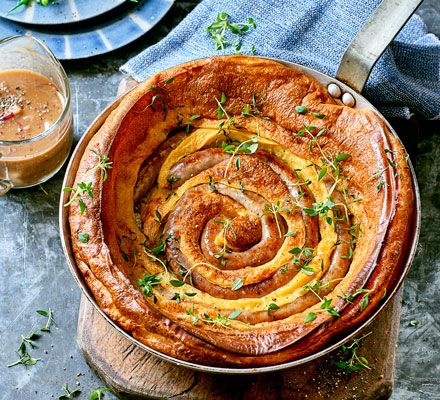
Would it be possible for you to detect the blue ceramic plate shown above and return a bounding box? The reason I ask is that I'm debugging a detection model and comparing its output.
[0,0,125,25]
[0,0,174,60]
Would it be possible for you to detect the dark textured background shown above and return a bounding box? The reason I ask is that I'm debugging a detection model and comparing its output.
[0,1,439,399]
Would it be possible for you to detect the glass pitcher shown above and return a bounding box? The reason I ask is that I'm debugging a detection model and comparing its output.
[0,35,72,195]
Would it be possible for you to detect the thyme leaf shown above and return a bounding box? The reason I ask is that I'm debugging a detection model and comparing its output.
[304,312,316,323]
[37,308,55,332]
[231,277,243,291]
[295,105,308,114]
[78,232,89,244]
[267,303,280,313]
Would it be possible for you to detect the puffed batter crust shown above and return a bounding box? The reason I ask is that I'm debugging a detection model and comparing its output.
[68,56,415,367]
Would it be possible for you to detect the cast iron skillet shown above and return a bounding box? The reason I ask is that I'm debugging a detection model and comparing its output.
[60,0,422,374]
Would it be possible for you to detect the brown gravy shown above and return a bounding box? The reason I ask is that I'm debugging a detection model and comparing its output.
[0,69,72,188]
[0,69,64,141]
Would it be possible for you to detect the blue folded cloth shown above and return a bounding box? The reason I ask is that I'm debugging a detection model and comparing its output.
[121,0,440,119]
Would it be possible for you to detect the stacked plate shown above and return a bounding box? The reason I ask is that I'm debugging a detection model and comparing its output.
[0,0,174,59]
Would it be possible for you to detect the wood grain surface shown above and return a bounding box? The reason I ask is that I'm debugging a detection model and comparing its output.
[77,288,402,400]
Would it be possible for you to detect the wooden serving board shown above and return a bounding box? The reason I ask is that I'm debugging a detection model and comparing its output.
[77,288,402,400]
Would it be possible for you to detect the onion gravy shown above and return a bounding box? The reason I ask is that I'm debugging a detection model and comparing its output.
[0,69,64,141]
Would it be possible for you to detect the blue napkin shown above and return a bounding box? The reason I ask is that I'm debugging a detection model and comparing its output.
[121,0,440,119]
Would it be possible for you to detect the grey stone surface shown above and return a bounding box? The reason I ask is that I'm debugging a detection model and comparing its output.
[395,130,440,400]
[0,1,438,399]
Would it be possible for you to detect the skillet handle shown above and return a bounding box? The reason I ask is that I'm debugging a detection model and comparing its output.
[335,0,423,92]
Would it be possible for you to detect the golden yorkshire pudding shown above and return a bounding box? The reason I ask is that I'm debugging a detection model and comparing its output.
[67,56,415,367]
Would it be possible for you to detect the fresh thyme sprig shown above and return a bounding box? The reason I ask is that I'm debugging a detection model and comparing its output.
[336,222,362,260]
[167,176,180,186]
[288,246,315,271]
[200,310,242,328]
[58,384,82,400]
[304,286,340,323]
[295,124,351,195]
[64,151,112,215]
[149,78,174,112]
[39,184,49,195]
[338,288,372,311]
[136,77,175,118]
[169,262,221,289]
[303,197,350,226]
[7,351,40,368]
[140,244,169,273]
[8,0,139,14]
[216,92,236,135]
[304,297,340,323]
[222,136,259,177]
[368,148,399,193]
[63,182,93,214]
[369,167,389,193]
[184,304,200,324]
[348,223,362,238]
[171,293,181,302]
[304,278,343,293]
[171,291,197,304]
[206,12,256,53]
[213,218,236,265]
[221,136,259,156]
[78,232,89,243]
[150,235,171,256]
[90,149,112,181]
[335,332,372,372]
[261,200,292,238]
[155,210,162,224]
[137,273,161,297]
[7,0,53,14]
[16,331,40,353]
[90,388,109,400]
[295,124,327,154]
[341,245,354,259]
[8,308,55,368]
[241,93,271,120]
[185,304,243,328]
[303,198,336,225]
[184,304,202,324]
[185,114,201,133]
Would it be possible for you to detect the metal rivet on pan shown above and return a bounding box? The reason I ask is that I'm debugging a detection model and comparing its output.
[327,83,342,98]
[342,92,356,108]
